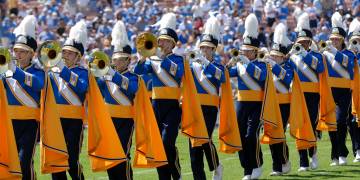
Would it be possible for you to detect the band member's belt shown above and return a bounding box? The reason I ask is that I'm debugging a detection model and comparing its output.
[328,77,351,89]
[197,93,220,107]
[277,93,291,104]
[152,87,181,100]
[57,104,84,119]
[8,105,40,121]
[237,90,264,102]
[106,104,133,119]
[300,82,319,93]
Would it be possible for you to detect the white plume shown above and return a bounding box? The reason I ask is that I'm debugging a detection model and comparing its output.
[203,16,221,40]
[331,12,344,29]
[296,13,310,32]
[13,15,37,38]
[68,20,88,48]
[153,12,177,30]
[243,13,258,38]
[349,18,360,35]
[274,23,292,46]
[111,20,130,50]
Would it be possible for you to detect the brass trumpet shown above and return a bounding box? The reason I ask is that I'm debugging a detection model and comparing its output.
[38,40,62,68]
[89,50,110,77]
[187,51,197,60]
[318,40,327,52]
[136,32,158,58]
[230,48,240,57]
[0,47,11,74]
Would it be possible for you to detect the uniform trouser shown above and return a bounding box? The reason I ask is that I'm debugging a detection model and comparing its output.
[107,117,135,180]
[269,104,290,172]
[189,105,219,180]
[329,88,351,160]
[153,99,181,180]
[347,110,360,156]
[236,101,263,176]
[52,118,84,180]
[12,119,39,180]
[298,92,319,167]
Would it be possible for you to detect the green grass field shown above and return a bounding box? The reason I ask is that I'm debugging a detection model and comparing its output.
[33,129,360,179]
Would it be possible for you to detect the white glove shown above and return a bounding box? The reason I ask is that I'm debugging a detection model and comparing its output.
[266,58,276,66]
[326,44,337,54]
[238,55,250,64]
[199,55,210,66]
[8,60,16,72]
[57,60,65,70]
[107,67,115,76]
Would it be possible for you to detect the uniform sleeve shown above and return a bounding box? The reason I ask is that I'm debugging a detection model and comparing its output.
[227,66,238,77]
[338,51,355,79]
[272,64,293,87]
[246,62,267,81]
[134,60,153,75]
[60,67,88,94]
[112,72,138,94]
[160,58,184,79]
[12,67,45,92]
[303,53,324,73]
[204,63,225,83]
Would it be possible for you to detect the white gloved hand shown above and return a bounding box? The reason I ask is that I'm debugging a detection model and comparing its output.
[199,55,210,66]
[57,60,65,70]
[107,67,115,76]
[238,55,250,64]
[8,60,16,72]
[266,58,276,66]
[326,44,337,54]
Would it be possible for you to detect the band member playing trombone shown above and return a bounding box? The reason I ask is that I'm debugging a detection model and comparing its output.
[188,16,241,180]
[0,15,45,180]
[289,12,336,171]
[134,13,209,180]
[41,21,88,180]
[323,12,356,166]
[227,14,266,180]
[87,20,167,180]
[348,17,360,163]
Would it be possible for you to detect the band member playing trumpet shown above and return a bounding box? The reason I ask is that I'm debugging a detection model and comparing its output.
[135,13,209,180]
[188,16,241,180]
[322,12,356,166]
[41,21,88,180]
[348,17,360,163]
[0,15,45,180]
[227,14,266,180]
[288,12,336,171]
[87,20,167,180]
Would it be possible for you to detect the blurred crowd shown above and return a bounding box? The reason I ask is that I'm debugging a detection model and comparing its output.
[1,0,360,63]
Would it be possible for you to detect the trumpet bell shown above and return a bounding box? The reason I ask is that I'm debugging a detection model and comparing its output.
[89,50,110,77]
[38,41,62,68]
[136,32,158,58]
[318,40,327,50]
[229,48,239,57]
[0,47,11,74]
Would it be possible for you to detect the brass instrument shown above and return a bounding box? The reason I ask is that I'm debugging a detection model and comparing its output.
[187,51,197,60]
[226,48,242,67]
[136,32,158,58]
[0,47,11,74]
[89,50,111,77]
[318,40,327,52]
[230,48,240,57]
[38,40,63,68]
[350,38,358,46]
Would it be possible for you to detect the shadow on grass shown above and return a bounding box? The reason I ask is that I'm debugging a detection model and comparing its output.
[264,169,357,179]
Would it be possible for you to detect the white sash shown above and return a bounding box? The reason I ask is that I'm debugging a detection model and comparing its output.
[236,62,261,90]
[324,51,350,79]
[192,62,217,95]
[6,78,38,108]
[273,75,289,94]
[150,61,179,87]
[52,73,82,106]
[290,54,319,82]
[106,81,132,106]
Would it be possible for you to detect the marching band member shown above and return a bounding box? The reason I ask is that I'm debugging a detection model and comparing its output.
[41,21,88,180]
[1,15,45,180]
[289,12,336,171]
[227,13,266,180]
[134,13,209,180]
[189,16,241,180]
[87,20,167,180]
[323,12,355,166]
[346,17,360,163]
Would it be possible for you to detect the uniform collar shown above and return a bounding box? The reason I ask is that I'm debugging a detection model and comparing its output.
[120,69,129,75]
[22,63,33,71]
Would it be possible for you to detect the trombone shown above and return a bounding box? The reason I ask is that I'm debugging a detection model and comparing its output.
[0,47,11,74]
[89,50,110,77]
[38,40,63,68]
